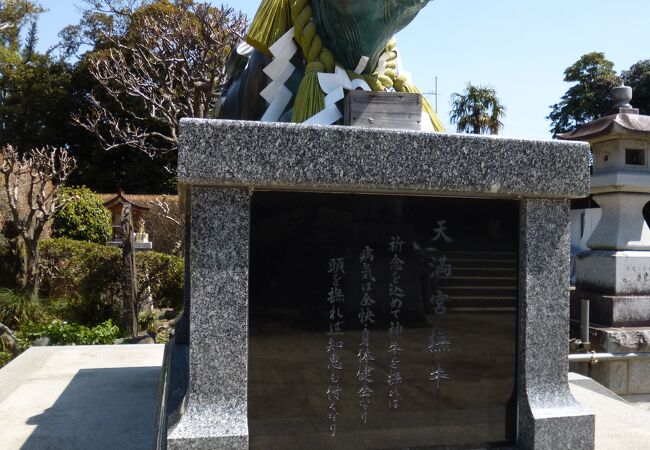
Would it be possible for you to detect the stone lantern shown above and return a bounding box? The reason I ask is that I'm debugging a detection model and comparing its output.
[559,86,650,395]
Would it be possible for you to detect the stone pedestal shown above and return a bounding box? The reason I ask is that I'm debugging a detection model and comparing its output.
[587,192,650,250]
[163,119,595,449]
[577,251,650,296]
[572,291,650,327]
[571,224,650,391]
[570,326,650,395]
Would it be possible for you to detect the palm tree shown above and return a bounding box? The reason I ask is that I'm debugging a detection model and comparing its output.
[449,83,506,134]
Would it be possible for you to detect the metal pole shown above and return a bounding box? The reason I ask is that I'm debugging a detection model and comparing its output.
[569,352,650,362]
[580,299,590,345]
[434,76,438,113]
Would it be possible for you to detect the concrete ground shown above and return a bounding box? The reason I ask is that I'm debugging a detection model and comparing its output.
[622,393,650,414]
[0,345,164,450]
[569,372,650,450]
[2,346,650,449]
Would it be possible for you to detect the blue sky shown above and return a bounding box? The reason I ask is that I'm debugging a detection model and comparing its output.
[36,0,650,140]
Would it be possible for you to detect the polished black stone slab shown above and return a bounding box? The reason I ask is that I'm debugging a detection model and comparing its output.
[248,192,518,449]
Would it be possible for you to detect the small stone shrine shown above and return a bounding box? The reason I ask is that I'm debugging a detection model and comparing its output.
[560,86,650,394]
[103,189,153,250]
[157,119,595,449]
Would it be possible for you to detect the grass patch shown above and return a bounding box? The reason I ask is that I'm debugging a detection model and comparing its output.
[0,288,45,329]
[19,319,121,346]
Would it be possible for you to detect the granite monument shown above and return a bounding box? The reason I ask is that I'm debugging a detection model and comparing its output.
[157,119,596,449]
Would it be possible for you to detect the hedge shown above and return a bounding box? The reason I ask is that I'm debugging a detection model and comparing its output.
[40,238,184,326]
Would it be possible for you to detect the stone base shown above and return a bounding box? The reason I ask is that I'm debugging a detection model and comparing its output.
[153,340,188,450]
[570,325,650,395]
[518,408,594,450]
[167,412,248,450]
[154,340,249,450]
[576,250,650,296]
[571,289,650,327]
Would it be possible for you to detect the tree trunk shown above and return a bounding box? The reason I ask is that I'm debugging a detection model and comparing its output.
[4,236,21,288]
[21,238,40,300]
[121,205,139,338]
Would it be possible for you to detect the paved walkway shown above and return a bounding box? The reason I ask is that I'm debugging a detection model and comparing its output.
[0,345,164,450]
[569,372,650,450]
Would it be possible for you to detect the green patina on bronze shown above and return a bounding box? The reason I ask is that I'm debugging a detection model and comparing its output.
[311,0,430,73]
[222,0,443,130]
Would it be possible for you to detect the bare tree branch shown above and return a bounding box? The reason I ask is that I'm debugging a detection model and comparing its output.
[148,195,182,228]
[0,145,76,298]
[76,1,247,158]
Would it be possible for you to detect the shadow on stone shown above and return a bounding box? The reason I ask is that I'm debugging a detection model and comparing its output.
[21,366,160,450]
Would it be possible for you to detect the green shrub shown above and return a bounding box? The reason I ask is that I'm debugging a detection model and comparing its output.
[0,350,12,368]
[41,297,81,324]
[20,319,120,345]
[52,187,112,244]
[138,251,184,310]
[40,238,121,326]
[0,289,44,329]
[138,310,157,334]
[0,231,19,288]
[53,294,122,330]
[40,238,184,327]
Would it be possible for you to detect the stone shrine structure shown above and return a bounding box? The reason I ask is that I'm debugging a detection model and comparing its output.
[156,119,595,449]
[103,190,153,250]
[560,86,650,394]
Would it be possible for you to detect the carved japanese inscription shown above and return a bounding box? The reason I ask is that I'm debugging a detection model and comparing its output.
[248,192,518,449]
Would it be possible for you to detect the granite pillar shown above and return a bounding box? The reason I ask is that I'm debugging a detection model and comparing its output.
[518,199,594,449]
[167,187,251,449]
[174,188,192,345]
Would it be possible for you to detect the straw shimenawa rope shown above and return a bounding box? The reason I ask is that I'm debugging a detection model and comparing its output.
[244,0,445,130]
[290,0,335,122]
[244,0,292,56]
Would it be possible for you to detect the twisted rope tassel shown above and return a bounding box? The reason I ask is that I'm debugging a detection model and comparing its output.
[371,38,446,132]
[245,0,292,56]
[290,0,335,123]
[399,81,446,132]
[371,38,399,90]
